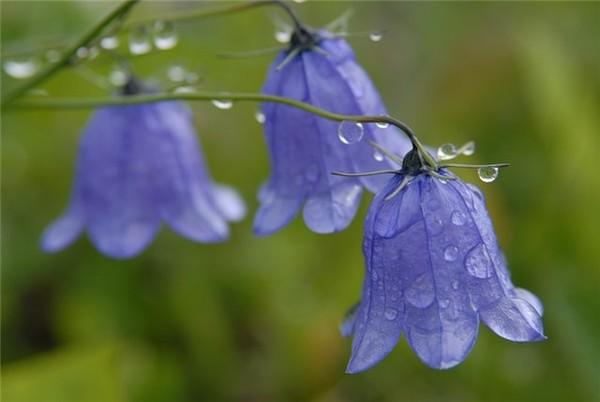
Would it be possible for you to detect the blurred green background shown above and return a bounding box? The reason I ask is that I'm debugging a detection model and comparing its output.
[2,1,599,401]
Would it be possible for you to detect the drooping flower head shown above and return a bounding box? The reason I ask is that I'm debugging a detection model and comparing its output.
[42,79,245,259]
[342,148,545,372]
[255,24,411,235]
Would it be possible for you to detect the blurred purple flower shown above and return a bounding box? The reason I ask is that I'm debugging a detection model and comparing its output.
[255,32,411,235]
[42,100,245,259]
[343,173,545,372]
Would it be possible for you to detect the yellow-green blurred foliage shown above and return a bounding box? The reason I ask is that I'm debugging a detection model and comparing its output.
[2,2,599,402]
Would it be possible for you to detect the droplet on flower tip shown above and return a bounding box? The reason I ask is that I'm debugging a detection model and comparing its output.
[375,121,389,129]
[461,141,475,156]
[477,166,499,183]
[167,65,186,82]
[153,20,178,50]
[274,29,291,43]
[254,111,266,124]
[338,121,364,145]
[108,66,128,86]
[369,31,384,42]
[100,35,120,50]
[3,57,40,79]
[129,27,152,55]
[45,49,61,63]
[437,143,458,161]
[373,150,385,162]
[211,98,233,110]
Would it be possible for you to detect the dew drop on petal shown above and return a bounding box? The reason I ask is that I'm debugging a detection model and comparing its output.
[254,110,266,124]
[451,210,466,226]
[100,35,119,50]
[451,280,460,290]
[439,299,450,308]
[3,57,39,79]
[153,20,178,50]
[384,308,398,321]
[369,31,384,42]
[477,166,499,183]
[461,141,475,156]
[129,27,152,55]
[375,121,389,129]
[338,121,364,145]
[212,98,233,110]
[373,150,385,162]
[437,143,457,160]
[465,244,493,278]
[444,245,459,262]
[405,274,435,308]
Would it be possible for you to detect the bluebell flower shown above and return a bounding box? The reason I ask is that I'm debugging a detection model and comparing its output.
[42,90,245,259]
[255,30,411,235]
[343,168,545,372]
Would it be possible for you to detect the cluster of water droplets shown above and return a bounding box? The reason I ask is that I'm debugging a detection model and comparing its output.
[436,141,500,183]
[337,120,364,145]
[128,20,178,56]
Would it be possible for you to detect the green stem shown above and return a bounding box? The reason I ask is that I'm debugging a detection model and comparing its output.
[1,0,139,107]
[9,91,432,161]
[124,0,302,31]
[439,163,511,169]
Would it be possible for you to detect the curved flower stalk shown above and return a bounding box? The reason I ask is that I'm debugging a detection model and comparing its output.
[343,156,545,372]
[41,81,245,259]
[255,28,412,236]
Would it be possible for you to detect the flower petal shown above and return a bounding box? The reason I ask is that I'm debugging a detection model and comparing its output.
[303,182,362,233]
[480,297,546,342]
[41,199,84,252]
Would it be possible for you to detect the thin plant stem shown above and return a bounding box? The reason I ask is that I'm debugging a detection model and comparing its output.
[9,91,430,158]
[1,0,139,107]
[439,163,511,169]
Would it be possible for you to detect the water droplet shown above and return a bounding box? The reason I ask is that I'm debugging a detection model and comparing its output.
[185,72,199,84]
[129,27,152,55]
[444,245,459,262]
[465,244,493,278]
[45,49,61,63]
[3,57,39,79]
[338,121,364,145]
[108,66,128,86]
[274,29,291,43]
[153,20,178,50]
[173,86,195,94]
[477,166,499,183]
[254,110,266,124]
[384,308,398,320]
[74,47,89,59]
[437,143,457,161]
[100,35,119,50]
[375,121,389,129]
[305,164,319,182]
[405,274,435,308]
[429,217,444,235]
[167,65,186,82]
[212,98,233,110]
[439,299,450,308]
[451,280,460,290]
[451,210,466,226]
[461,141,475,156]
[373,150,385,162]
[369,31,384,42]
